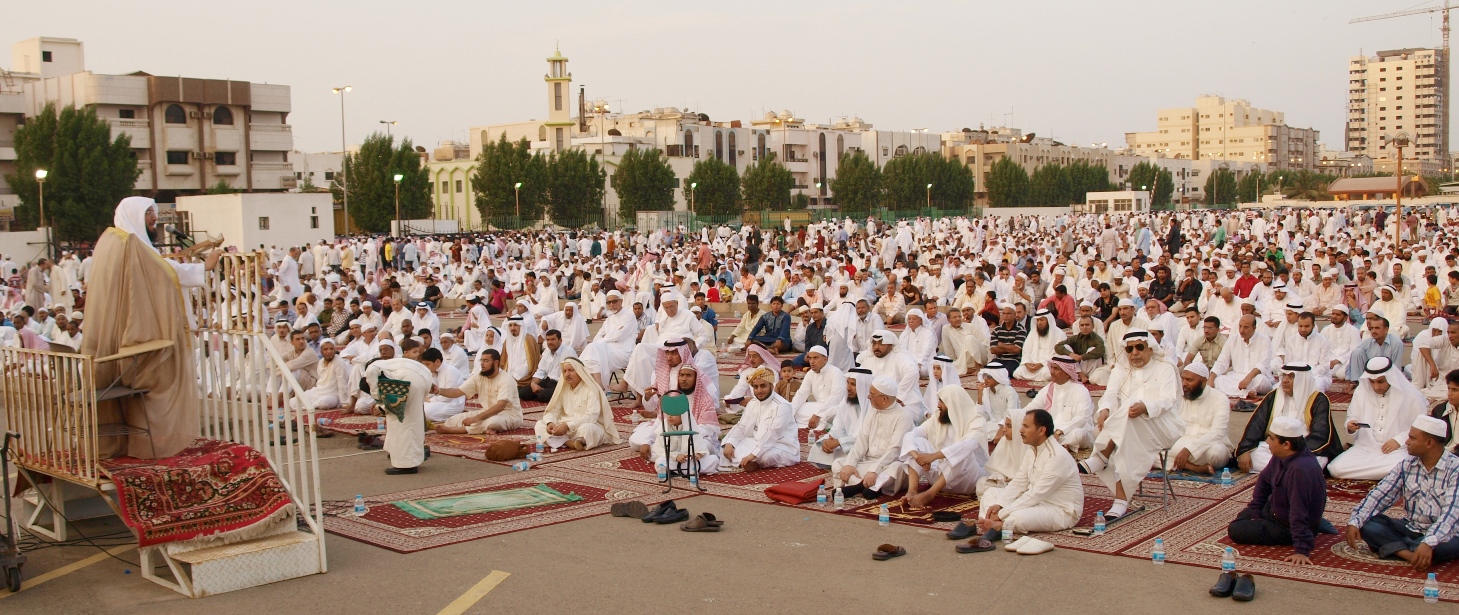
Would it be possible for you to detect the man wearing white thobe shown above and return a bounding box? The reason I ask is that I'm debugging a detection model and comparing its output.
[939,307,989,376]
[854,329,925,422]
[292,339,350,412]
[1211,314,1275,399]
[977,409,1085,534]
[790,346,844,427]
[1085,330,1184,519]
[422,349,467,422]
[721,368,800,471]
[808,367,873,468]
[1024,355,1095,452]
[898,309,937,377]
[902,386,990,507]
[434,350,527,434]
[1013,309,1067,381]
[1274,312,1333,391]
[833,375,914,498]
[1328,357,1428,480]
[1320,306,1360,382]
[579,291,639,388]
[277,247,303,304]
[365,356,434,474]
[1165,362,1233,473]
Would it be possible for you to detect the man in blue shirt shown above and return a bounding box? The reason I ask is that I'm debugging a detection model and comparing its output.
[1346,313,1404,381]
[1227,416,1328,565]
[748,296,793,353]
[1347,415,1459,571]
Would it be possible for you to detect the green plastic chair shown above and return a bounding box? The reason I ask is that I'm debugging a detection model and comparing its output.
[658,393,707,493]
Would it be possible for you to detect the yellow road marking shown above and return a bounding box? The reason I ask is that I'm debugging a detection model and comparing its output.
[435,570,511,615]
[0,544,135,599]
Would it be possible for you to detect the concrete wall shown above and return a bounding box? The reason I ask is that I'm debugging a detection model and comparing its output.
[0,228,50,264]
[177,192,334,251]
[979,206,1072,219]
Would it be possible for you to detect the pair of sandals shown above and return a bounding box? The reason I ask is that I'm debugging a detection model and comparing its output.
[950,527,1054,555]
[1210,572,1256,601]
[634,500,691,525]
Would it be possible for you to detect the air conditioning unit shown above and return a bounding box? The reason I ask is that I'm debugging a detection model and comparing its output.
[203,111,212,119]
[190,151,205,159]
[188,111,201,119]
[203,152,215,160]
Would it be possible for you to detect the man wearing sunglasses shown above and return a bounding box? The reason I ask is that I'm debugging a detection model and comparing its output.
[1082,330,1184,520]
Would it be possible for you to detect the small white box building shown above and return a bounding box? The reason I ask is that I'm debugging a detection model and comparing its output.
[175,193,334,251]
[1082,190,1150,214]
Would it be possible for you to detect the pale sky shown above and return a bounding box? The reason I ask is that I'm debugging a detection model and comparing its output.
[4,0,1452,153]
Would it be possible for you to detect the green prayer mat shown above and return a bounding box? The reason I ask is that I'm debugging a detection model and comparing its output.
[392,484,583,520]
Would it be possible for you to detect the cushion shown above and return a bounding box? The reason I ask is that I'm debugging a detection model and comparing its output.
[764,479,825,505]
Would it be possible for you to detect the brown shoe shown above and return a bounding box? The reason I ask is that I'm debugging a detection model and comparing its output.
[743,460,762,472]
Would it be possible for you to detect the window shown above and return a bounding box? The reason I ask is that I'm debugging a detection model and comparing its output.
[165,104,187,124]
[309,216,319,229]
[119,108,135,119]
[441,180,449,193]
[555,127,564,150]
[166,150,189,164]
[554,83,562,111]
[42,51,52,62]
[213,106,234,125]
[295,172,302,179]
[729,132,737,166]
[215,152,237,165]
[259,217,270,230]
[325,171,335,181]
[455,180,463,193]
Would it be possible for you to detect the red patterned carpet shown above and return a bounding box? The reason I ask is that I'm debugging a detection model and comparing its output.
[322,467,694,553]
[99,439,294,547]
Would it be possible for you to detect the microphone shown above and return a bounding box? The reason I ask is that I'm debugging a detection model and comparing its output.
[169,227,195,249]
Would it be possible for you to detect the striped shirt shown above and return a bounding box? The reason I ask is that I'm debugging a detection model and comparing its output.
[1349,451,1459,547]
[991,322,1027,358]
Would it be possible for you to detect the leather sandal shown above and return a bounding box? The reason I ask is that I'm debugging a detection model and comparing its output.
[945,521,974,540]
[955,538,997,554]
[680,513,721,532]
[871,544,906,561]
[611,501,650,518]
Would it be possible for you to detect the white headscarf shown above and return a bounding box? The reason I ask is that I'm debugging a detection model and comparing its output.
[114,196,159,250]
[922,354,959,417]
[1272,362,1318,434]
[1351,356,1429,446]
[923,385,989,450]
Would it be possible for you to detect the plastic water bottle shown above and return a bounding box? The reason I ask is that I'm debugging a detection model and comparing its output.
[817,484,828,507]
[353,494,365,515]
[1220,468,1233,488]
[1152,538,1166,565]
[1094,510,1107,535]
[656,461,668,481]
[526,452,543,462]
[512,461,532,471]
[1424,573,1440,603]
[833,487,845,509]
[535,441,544,454]
[1221,546,1236,573]
[1001,527,1013,542]
[878,503,890,527]
[376,416,386,431]
[690,473,699,488]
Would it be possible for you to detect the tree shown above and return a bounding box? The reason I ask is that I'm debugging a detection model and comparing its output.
[741,152,794,211]
[205,179,239,195]
[546,149,606,228]
[1028,163,1073,207]
[791,193,811,210]
[5,102,139,241]
[683,157,740,217]
[1280,170,1332,201]
[881,152,975,210]
[985,157,1030,207]
[331,133,430,233]
[830,150,881,215]
[1127,162,1175,209]
[469,133,548,229]
[1236,171,1260,204]
[611,147,677,224]
[1066,159,1112,199]
[1203,167,1238,206]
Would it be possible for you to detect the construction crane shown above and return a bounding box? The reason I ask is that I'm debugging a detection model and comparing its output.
[1352,2,1453,170]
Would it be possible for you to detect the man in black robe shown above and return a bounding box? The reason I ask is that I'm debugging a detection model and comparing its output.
[1235,363,1344,473]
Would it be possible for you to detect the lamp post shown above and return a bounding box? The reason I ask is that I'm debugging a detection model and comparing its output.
[690,182,697,215]
[332,86,352,235]
[1390,131,1410,249]
[393,173,403,237]
[926,183,932,209]
[514,182,522,218]
[379,120,397,140]
[35,169,47,257]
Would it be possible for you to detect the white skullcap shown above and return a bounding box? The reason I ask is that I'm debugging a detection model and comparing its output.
[1413,415,1450,439]
[690,305,703,313]
[807,345,828,357]
[1322,269,1336,278]
[871,329,898,344]
[319,338,336,347]
[1269,416,1307,439]
[440,332,455,339]
[1079,300,1096,308]
[1182,362,1210,378]
[362,323,379,332]
[1329,304,1347,313]
[997,301,1016,311]
[607,290,624,299]
[1117,298,1136,308]
[870,375,899,397]
[69,311,83,320]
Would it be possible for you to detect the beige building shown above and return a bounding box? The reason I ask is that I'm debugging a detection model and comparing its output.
[1126,95,1317,170]
[5,36,295,200]
[1346,48,1448,169]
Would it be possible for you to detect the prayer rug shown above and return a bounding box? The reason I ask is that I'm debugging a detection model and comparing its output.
[314,400,547,436]
[99,438,295,548]
[1034,475,1234,555]
[393,483,582,519]
[1148,488,1458,602]
[553,446,829,501]
[323,467,694,553]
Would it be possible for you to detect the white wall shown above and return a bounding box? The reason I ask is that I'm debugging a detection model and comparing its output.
[0,228,50,264]
[980,206,1072,219]
[177,193,335,251]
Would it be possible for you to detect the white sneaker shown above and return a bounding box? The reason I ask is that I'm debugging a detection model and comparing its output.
[1004,535,1032,552]
[1016,537,1056,555]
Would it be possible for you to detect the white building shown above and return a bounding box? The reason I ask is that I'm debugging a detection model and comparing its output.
[1346,48,1448,168]
[1082,190,1150,214]
[5,36,296,200]
[290,151,344,192]
[1126,95,1317,171]
[175,193,334,251]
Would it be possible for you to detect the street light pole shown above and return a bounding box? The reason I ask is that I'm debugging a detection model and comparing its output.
[393,173,403,237]
[1391,132,1410,249]
[333,86,352,236]
[690,182,697,215]
[379,120,397,140]
[35,169,47,258]
[514,182,523,218]
[926,183,933,209]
